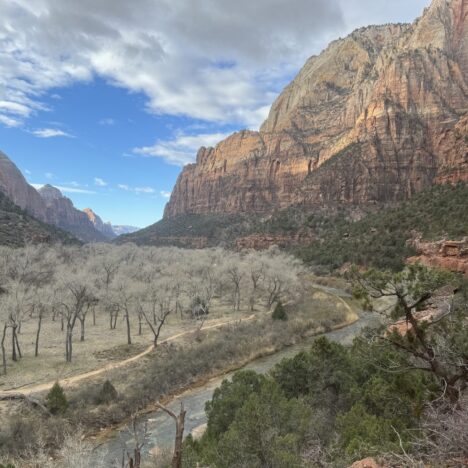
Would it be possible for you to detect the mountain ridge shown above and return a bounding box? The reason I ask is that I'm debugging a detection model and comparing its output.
[0,151,107,242]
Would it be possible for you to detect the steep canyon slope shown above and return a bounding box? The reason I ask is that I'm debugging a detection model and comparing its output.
[0,151,106,242]
[164,0,468,218]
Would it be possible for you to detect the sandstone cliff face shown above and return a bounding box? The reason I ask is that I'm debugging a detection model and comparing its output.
[83,208,116,239]
[38,185,107,243]
[165,0,468,218]
[0,151,48,221]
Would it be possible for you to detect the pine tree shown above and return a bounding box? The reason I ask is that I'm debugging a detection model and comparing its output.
[46,382,68,414]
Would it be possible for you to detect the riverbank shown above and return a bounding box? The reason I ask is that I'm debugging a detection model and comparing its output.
[94,298,359,446]
[0,282,362,465]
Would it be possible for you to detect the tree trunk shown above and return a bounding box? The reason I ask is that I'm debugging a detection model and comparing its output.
[35,313,42,357]
[172,405,186,468]
[66,324,73,362]
[1,324,7,375]
[125,312,132,345]
[11,326,17,362]
[93,307,96,326]
[155,402,186,468]
[14,330,22,359]
[80,317,85,342]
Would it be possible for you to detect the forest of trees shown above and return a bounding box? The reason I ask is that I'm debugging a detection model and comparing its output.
[0,243,303,375]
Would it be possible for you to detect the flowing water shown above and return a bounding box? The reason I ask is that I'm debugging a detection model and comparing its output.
[97,287,379,466]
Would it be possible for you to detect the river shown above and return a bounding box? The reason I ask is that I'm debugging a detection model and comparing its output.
[97,287,380,466]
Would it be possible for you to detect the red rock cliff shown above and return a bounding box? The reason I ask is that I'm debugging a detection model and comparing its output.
[165,0,468,218]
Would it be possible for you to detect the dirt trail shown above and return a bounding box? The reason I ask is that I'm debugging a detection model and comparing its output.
[0,314,255,396]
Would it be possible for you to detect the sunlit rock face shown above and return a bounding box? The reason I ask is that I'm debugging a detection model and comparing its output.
[83,208,116,239]
[165,0,468,218]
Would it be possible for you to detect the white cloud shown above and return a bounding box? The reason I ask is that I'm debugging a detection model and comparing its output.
[99,117,116,126]
[45,172,54,179]
[160,190,171,199]
[117,183,156,195]
[0,114,21,127]
[134,186,155,194]
[32,128,72,138]
[134,131,230,166]
[0,0,429,132]
[31,183,95,194]
[94,177,107,187]
[24,169,31,175]
[0,100,31,117]
[0,0,349,131]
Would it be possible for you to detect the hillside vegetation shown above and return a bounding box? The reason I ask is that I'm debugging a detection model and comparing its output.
[120,183,468,272]
[295,182,468,271]
[0,190,79,247]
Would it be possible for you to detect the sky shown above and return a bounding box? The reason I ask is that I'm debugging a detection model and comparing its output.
[0,0,430,227]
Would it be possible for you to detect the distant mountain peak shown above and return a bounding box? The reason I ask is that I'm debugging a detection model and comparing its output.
[38,184,63,201]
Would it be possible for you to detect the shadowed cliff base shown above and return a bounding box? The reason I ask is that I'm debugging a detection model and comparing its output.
[118,182,468,272]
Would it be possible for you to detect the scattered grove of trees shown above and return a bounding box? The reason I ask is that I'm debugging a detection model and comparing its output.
[0,243,303,375]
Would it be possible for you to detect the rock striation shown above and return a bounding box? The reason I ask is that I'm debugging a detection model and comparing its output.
[165,0,468,219]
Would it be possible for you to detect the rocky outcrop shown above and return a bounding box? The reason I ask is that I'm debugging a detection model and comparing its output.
[165,0,468,219]
[407,234,468,275]
[83,208,116,239]
[38,185,107,243]
[0,151,48,221]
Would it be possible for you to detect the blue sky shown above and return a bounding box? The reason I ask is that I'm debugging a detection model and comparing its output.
[0,0,429,228]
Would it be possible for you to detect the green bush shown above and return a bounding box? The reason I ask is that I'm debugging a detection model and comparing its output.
[46,382,68,415]
[272,301,287,321]
[97,380,118,405]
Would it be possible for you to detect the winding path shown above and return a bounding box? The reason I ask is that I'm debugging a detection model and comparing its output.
[1,283,356,398]
[0,314,255,396]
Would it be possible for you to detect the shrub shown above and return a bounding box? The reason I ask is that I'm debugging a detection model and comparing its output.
[272,301,287,321]
[46,382,68,415]
[97,380,118,405]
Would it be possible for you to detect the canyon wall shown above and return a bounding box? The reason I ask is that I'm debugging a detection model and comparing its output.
[165,0,468,219]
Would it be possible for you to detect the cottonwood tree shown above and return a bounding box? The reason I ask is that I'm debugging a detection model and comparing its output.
[137,282,173,347]
[112,280,135,345]
[223,261,245,311]
[57,273,99,362]
[245,253,265,311]
[351,264,467,404]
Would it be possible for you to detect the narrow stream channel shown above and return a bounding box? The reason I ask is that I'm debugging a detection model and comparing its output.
[98,288,379,466]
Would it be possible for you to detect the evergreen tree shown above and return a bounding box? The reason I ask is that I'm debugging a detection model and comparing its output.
[46,382,68,414]
[272,301,287,321]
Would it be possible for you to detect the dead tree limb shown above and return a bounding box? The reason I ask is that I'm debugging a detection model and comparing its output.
[0,392,51,415]
[155,401,186,468]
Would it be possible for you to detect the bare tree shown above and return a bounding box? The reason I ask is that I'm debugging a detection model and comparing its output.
[155,402,186,468]
[58,276,98,362]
